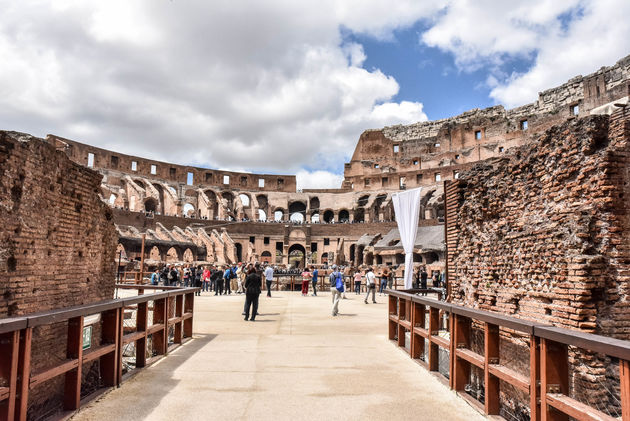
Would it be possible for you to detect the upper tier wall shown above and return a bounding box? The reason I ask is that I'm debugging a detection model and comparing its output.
[47,135,297,193]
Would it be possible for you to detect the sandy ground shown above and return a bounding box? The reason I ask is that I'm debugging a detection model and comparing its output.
[72,290,486,421]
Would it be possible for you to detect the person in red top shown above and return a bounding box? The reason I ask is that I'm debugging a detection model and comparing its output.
[301,267,312,296]
[202,267,211,293]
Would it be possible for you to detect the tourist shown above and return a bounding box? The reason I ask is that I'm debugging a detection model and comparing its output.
[353,269,362,294]
[160,266,169,285]
[169,266,179,286]
[311,266,318,296]
[230,264,238,292]
[331,266,344,316]
[202,266,211,292]
[329,265,339,302]
[432,271,440,288]
[223,265,233,294]
[300,267,312,296]
[364,267,377,304]
[379,266,389,295]
[264,264,274,297]
[194,265,202,296]
[236,263,246,293]
[387,268,394,290]
[150,269,159,286]
[214,266,225,295]
[420,266,428,295]
[183,265,190,287]
[244,266,261,321]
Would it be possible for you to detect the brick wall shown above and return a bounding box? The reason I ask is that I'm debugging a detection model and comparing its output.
[0,131,117,417]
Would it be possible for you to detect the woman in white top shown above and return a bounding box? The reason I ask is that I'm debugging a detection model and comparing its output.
[364,268,377,304]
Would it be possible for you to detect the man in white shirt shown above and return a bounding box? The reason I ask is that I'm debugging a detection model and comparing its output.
[364,267,377,304]
[264,264,274,297]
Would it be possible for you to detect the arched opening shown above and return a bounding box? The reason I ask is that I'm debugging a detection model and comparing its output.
[222,192,234,211]
[395,253,405,264]
[339,209,350,223]
[149,246,161,261]
[204,190,218,219]
[288,244,306,268]
[349,244,356,263]
[372,194,387,221]
[183,203,195,217]
[365,252,374,266]
[323,210,334,223]
[275,250,283,264]
[309,197,320,214]
[321,252,329,265]
[166,247,179,263]
[134,180,145,190]
[357,195,370,207]
[152,184,165,214]
[311,212,320,223]
[357,245,365,265]
[235,243,243,262]
[239,194,250,207]
[288,201,306,222]
[109,193,117,206]
[274,209,284,222]
[258,209,267,221]
[413,253,423,263]
[261,250,272,263]
[183,248,194,262]
[354,208,365,223]
[425,252,439,264]
[144,198,157,213]
[375,255,383,265]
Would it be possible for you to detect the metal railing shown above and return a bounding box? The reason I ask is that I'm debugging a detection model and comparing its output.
[387,289,630,421]
[0,285,199,421]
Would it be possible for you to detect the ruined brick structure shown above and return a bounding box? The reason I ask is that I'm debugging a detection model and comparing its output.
[0,131,118,418]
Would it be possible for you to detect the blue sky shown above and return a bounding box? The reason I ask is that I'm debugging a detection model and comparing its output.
[0,1,629,189]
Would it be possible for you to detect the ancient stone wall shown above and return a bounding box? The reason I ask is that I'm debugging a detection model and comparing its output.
[0,131,118,418]
[447,109,630,336]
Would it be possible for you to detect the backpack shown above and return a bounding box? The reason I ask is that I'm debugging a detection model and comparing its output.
[335,272,344,292]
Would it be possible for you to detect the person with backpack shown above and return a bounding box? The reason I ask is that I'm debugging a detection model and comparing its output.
[331,266,344,316]
[364,267,377,304]
[214,266,225,295]
[223,266,233,295]
[150,269,159,286]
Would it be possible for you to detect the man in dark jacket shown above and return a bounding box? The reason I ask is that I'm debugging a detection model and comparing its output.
[213,266,224,295]
[244,265,262,321]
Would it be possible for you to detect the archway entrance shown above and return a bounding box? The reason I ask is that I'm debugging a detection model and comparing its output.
[235,243,243,262]
[288,244,306,269]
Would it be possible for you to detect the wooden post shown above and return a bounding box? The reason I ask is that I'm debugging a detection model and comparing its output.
[16,327,32,421]
[174,295,183,344]
[398,298,406,348]
[412,303,426,360]
[153,298,167,356]
[449,312,455,389]
[621,359,630,421]
[100,309,119,387]
[64,316,84,410]
[388,296,397,341]
[184,293,194,339]
[136,302,148,368]
[116,307,123,384]
[530,335,541,421]
[540,338,569,421]
[138,234,146,291]
[453,314,471,392]
[0,330,20,420]
[484,323,500,415]
[428,307,440,372]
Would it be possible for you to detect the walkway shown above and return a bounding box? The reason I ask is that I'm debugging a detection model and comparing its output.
[72,290,486,421]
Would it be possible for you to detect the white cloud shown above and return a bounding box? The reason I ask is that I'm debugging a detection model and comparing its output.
[296,170,345,191]
[0,0,433,189]
[420,0,630,107]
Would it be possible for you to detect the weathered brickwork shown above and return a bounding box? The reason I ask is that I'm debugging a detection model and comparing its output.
[448,110,630,334]
[0,131,118,418]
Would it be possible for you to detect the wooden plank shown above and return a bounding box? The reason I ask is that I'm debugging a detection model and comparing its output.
[152,298,167,356]
[100,308,119,387]
[399,319,412,330]
[485,323,500,415]
[136,302,148,369]
[530,335,540,421]
[83,343,116,363]
[621,359,630,421]
[456,348,484,369]
[413,327,429,339]
[488,364,530,393]
[0,330,19,420]
[546,394,617,421]
[122,331,146,344]
[30,359,79,388]
[541,338,569,421]
[453,314,471,392]
[16,327,31,421]
[184,293,194,338]
[63,316,84,410]
[428,307,440,371]
[147,323,165,335]
[535,325,630,361]
[431,334,450,349]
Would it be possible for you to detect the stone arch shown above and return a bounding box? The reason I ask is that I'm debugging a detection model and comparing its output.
[108,193,117,206]
[288,244,306,268]
[183,203,195,217]
[258,209,267,221]
[166,247,179,263]
[311,212,320,223]
[183,248,194,263]
[323,210,334,223]
[289,201,306,222]
[371,194,387,221]
[144,197,158,213]
[261,250,272,263]
[149,246,161,261]
[338,209,350,223]
[134,179,146,190]
[357,195,370,207]
[321,252,329,265]
[375,254,383,265]
[309,197,320,213]
[273,208,285,222]
[395,253,405,264]
[425,252,439,264]
[413,253,423,263]
[238,193,252,219]
[353,208,365,222]
[204,190,219,219]
[235,243,243,262]
[365,252,374,266]
[349,244,356,264]
[357,245,365,265]
[152,183,165,214]
[222,191,234,210]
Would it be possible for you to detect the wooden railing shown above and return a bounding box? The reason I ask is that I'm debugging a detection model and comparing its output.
[0,285,199,421]
[387,289,630,421]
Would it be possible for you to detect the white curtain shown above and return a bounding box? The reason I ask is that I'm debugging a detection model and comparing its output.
[391,187,422,289]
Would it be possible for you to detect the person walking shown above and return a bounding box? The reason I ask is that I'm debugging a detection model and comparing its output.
[311,266,319,296]
[202,266,211,293]
[420,266,428,296]
[150,269,159,286]
[331,267,344,316]
[329,265,339,302]
[264,264,274,297]
[353,269,362,295]
[300,267,312,296]
[194,265,202,296]
[244,266,262,321]
[364,267,377,304]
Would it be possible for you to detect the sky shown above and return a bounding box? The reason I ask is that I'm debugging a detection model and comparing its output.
[1,1,629,189]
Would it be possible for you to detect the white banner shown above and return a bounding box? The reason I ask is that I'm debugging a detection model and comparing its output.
[391,187,422,289]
